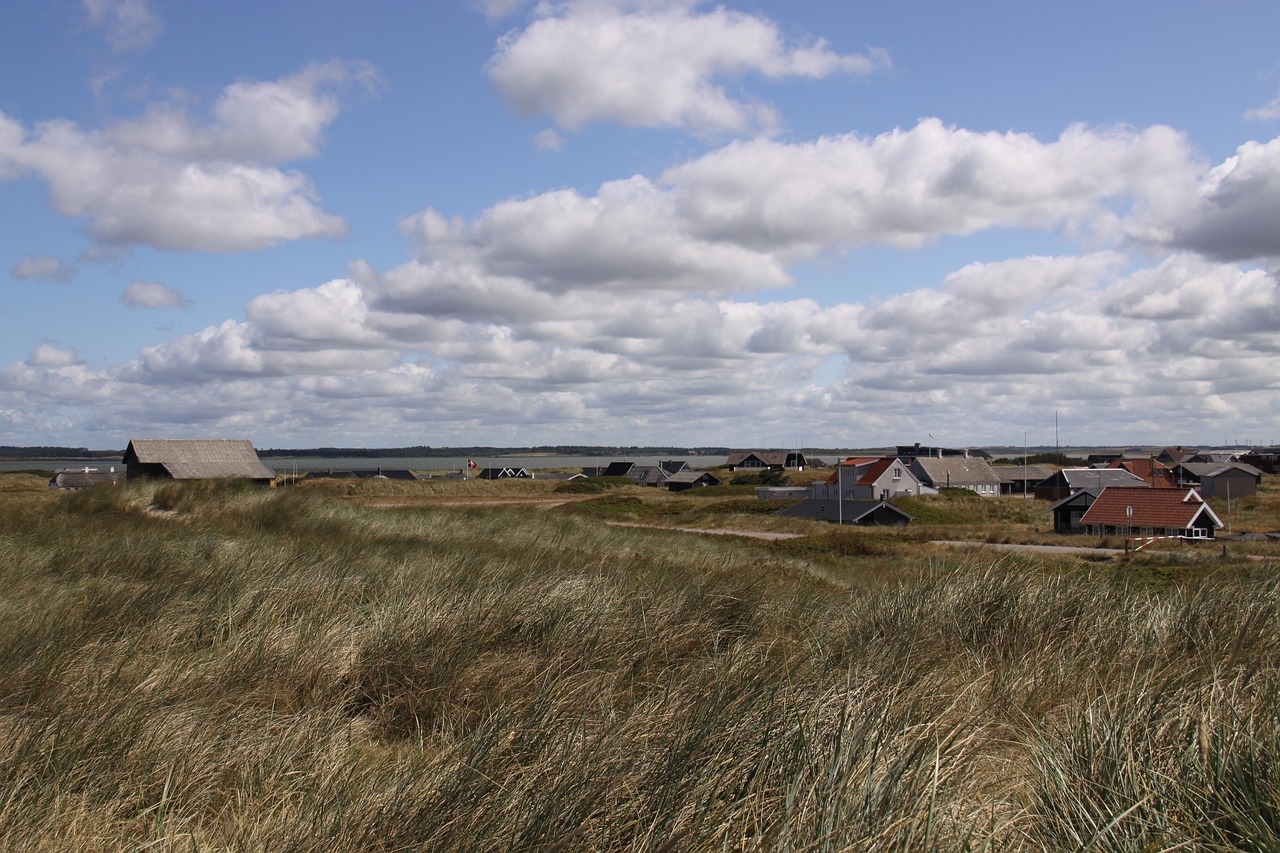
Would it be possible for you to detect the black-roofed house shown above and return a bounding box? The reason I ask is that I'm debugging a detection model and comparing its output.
[1048,488,1104,534]
[725,451,808,471]
[775,499,913,526]
[122,439,275,485]
[992,465,1058,495]
[478,467,533,479]
[1033,467,1149,501]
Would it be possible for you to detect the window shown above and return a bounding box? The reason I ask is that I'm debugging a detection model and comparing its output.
[893,466,902,480]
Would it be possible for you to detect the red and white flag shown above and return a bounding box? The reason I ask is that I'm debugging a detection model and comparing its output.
[467,459,479,469]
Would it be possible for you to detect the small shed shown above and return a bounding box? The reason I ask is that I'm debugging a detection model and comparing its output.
[123,439,275,485]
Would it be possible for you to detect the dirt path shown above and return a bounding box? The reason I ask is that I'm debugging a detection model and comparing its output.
[932,540,1124,556]
[606,521,803,540]
[357,496,582,509]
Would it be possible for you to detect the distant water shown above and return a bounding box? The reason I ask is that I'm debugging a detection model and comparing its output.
[259,455,729,475]
[1,452,845,475]
[0,458,125,473]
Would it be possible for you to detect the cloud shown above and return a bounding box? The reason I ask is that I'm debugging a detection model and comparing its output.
[6,106,1279,447]
[11,255,76,283]
[487,0,888,135]
[1144,135,1280,261]
[533,128,564,151]
[475,0,529,21]
[0,62,376,252]
[83,0,162,52]
[379,119,1193,316]
[28,345,82,367]
[1246,92,1280,121]
[665,119,1196,253]
[121,280,191,308]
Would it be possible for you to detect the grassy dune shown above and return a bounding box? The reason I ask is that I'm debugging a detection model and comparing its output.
[0,476,1278,850]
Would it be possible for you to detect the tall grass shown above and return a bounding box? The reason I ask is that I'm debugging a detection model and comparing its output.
[0,477,1277,849]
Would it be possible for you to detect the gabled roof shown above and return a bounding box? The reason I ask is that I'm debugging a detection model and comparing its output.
[123,439,274,480]
[1106,458,1175,486]
[665,470,721,485]
[626,465,668,485]
[1158,446,1198,464]
[1175,461,1264,479]
[602,461,635,477]
[1047,488,1101,511]
[1053,468,1150,490]
[823,457,887,485]
[774,499,913,525]
[1079,487,1223,529]
[726,451,794,467]
[991,465,1057,484]
[910,456,999,487]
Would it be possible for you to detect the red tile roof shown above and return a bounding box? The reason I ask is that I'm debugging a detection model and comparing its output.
[824,457,882,484]
[855,457,896,485]
[1107,458,1176,487]
[1079,487,1221,529]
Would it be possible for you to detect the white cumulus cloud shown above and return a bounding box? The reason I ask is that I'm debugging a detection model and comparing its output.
[0,61,376,252]
[487,0,888,136]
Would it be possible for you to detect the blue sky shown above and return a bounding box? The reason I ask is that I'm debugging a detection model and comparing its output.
[3,0,1280,450]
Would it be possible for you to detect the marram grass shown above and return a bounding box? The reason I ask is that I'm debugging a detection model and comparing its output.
[0,476,1277,850]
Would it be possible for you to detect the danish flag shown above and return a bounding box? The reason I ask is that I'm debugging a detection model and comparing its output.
[467,459,479,469]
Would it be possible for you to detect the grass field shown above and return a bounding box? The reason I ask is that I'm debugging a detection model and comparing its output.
[1,474,1278,849]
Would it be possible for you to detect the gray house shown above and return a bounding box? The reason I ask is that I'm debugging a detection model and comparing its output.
[813,457,930,501]
[907,456,1001,497]
[1171,462,1262,498]
[122,439,275,485]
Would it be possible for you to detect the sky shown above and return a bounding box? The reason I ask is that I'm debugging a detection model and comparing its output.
[2,0,1280,451]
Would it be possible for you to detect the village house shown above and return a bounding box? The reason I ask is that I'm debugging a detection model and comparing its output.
[1106,457,1176,488]
[478,467,533,479]
[992,464,1057,496]
[664,470,722,491]
[122,439,275,485]
[813,457,930,501]
[1078,487,1223,539]
[1033,467,1149,501]
[1048,488,1106,534]
[1170,461,1263,498]
[725,451,809,472]
[907,456,1001,497]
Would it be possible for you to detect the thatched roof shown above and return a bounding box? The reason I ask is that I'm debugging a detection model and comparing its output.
[124,439,275,481]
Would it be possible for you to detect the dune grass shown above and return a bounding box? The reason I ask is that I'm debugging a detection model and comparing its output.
[0,475,1278,849]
